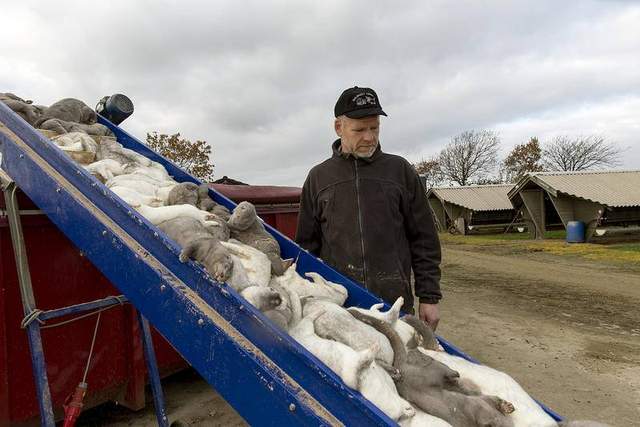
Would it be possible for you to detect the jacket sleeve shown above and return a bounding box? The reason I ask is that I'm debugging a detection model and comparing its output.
[403,164,442,304]
[295,173,322,256]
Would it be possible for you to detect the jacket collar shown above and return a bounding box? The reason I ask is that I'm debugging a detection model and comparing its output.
[331,139,382,164]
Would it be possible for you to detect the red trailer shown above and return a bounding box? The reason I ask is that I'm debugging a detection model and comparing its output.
[0,185,300,426]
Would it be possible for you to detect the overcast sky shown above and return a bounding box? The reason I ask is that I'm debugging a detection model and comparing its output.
[1,1,639,186]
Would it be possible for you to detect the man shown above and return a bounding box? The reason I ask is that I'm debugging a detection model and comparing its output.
[295,86,442,329]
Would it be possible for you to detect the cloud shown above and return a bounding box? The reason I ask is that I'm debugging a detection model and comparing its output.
[1,0,639,185]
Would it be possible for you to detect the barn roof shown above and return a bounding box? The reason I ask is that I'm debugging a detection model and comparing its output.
[508,170,640,208]
[427,184,515,212]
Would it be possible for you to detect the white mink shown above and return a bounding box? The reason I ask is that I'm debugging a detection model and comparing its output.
[262,285,302,332]
[270,264,348,305]
[420,349,557,427]
[96,137,153,166]
[303,299,394,365]
[225,253,257,292]
[219,240,271,288]
[399,409,452,427]
[106,177,159,196]
[349,298,416,347]
[83,159,124,183]
[156,184,177,205]
[135,204,219,226]
[239,286,282,312]
[359,361,416,421]
[110,186,163,207]
[289,310,377,390]
[123,163,173,182]
[107,172,174,189]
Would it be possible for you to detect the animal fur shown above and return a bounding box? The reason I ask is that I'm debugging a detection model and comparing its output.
[303,299,395,365]
[96,137,153,166]
[167,182,199,206]
[359,361,416,421]
[421,349,558,427]
[349,298,420,349]
[270,264,348,305]
[289,310,377,390]
[0,93,41,125]
[351,311,515,427]
[39,118,113,137]
[83,159,124,183]
[263,285,302,331]
[219,239,272,288]
[51,132,98,159]
[111,186,164,208]
[558,422,611,427]
[399,409,453,427]
[123,162,173,182]
[156,217,232,283]
[228,201,288,275]
[197,184,231,219]
[203,214,230,241]
[239,286,282,312]
[135,204,220,226]
[35,98,96,126]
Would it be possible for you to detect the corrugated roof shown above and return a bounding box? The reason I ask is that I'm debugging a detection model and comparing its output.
[428,184,515,211]
[511,170,640,208]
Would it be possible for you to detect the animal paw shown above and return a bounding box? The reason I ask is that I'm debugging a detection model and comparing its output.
[402,404,416,419]
[212,261,233,283]
[266,289,282,309]
[389,368,402,381]
[496,398,515,415]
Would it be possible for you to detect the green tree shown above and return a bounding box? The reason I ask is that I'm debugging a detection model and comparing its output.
[146,132,215,181]
[502,137,544,182]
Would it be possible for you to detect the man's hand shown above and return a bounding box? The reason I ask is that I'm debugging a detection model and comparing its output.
[419,303,440,331]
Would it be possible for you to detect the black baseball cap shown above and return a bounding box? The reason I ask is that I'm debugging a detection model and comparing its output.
[334,86,387,119]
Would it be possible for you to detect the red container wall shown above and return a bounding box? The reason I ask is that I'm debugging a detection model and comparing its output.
[257,206,299,240]
[211,183,301,240]
[0,185,301,426]
[0,191,187,427]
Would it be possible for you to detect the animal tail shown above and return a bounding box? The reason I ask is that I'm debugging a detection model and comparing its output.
[369,302,384,312]
[382,297,403,324]
[219,240,249,260]
[348,309,407,369]
[285,288,302,328]
[400,315,440,351]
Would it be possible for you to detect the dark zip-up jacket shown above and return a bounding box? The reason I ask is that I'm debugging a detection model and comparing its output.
[295,139,441,312]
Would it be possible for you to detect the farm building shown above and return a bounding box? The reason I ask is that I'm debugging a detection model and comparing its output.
[427,184,523,234]
[508,170,640,241]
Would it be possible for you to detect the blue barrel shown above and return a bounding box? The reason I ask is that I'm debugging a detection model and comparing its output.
[566,220,585,243]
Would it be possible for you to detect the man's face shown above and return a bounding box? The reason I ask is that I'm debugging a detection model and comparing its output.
[335,115,380,158]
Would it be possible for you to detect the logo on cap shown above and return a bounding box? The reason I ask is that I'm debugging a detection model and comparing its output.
[352,92,377,106]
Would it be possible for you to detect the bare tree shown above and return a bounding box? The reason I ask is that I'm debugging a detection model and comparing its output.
[413,157,444,189]
[501,137,545,182]
[439,130,500,186]
[146,132,215,181]
[542,135,622,171]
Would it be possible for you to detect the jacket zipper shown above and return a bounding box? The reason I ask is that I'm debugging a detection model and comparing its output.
[354,160,367,289]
